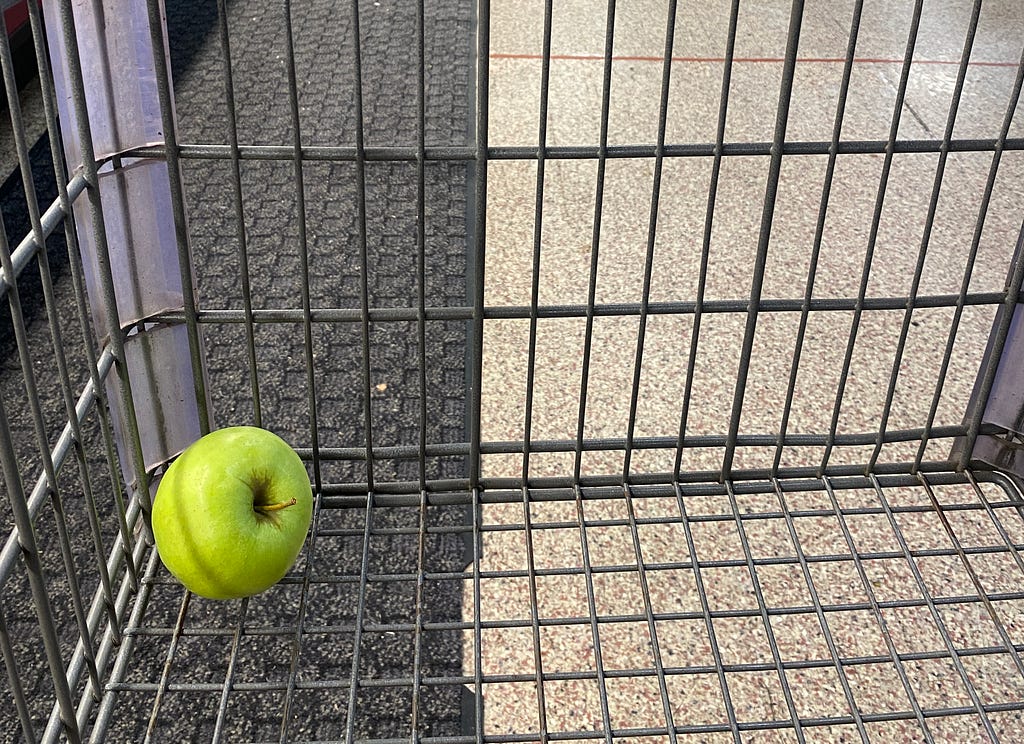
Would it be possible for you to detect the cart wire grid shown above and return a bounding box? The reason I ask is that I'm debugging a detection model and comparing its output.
[2,0,1024,742]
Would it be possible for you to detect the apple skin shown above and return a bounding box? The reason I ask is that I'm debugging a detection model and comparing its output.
[152,426,313,600]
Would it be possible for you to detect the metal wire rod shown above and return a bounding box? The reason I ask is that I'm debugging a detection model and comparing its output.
[120,136,1024,164]
[141,290,1021,326]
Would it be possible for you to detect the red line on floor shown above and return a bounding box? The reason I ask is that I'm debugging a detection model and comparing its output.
[490,52,1020,68]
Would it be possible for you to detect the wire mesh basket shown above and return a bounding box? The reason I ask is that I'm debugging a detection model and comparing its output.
[2,0,1024,741]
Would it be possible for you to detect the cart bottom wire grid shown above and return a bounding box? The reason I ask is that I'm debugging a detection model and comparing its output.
[78,469,1024,742]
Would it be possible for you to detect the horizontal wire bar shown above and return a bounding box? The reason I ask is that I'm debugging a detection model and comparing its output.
[307,494,1024,540]
[317,474,1015,521]
[122,136,1024,164]
[300,424,977,463]
[310,511,1024,547]
[125,143,475,162]
[104,641,1024,692]
[328,493,1022,533]
[321,516,1017,541]
[138,549,1023,599]
[314,461,1001,500]
[233,698,1024,744]
[124,586,1024,638]
[139,555,1024,596]
[142,290,1015,327]
[0,174,88,299]
[491,52,1024,67]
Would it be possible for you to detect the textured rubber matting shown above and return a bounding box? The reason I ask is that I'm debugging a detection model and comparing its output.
[0,0,473,738]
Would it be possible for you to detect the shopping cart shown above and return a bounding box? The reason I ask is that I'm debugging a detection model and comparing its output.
[2,0,1024,740]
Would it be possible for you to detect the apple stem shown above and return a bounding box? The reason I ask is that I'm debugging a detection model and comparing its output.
[255,497,297,514]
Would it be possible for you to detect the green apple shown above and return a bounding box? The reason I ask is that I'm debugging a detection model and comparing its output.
[152,426,313,600]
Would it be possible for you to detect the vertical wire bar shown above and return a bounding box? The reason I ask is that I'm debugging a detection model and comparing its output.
[88,378,140,596]
[26,0,138,600]
[519,488,550,741]
[0,14,46,293]
[87,543,161,744]
[143,0,210,433]
[215,0,262,428]
[468,0,490,488]
[0,375,80,743]
[958,219,1024,471]
[335,3,379,729]
[820,475,934,741]
[622,0,678,481]
[348,0,375,493]
[415,0,428,491]
[281,0,323,493]
[868,474,997,738]
[819,0,924,475]
[0,600,38,743]
[0,30,86,720]
[277,493,324,742]
[674,0,739,478]
[36,444,140,740]
[867,0,983,473]
[409,489,429,740]
[572,485,613,744]
[621,485,677,744]
[520,0,554,485]
[771,479,869,743]
[38,462,139,738]
[0,275,102,703]
[724,482,804,741]
[143,592,191,743]
[672,483,741,743]
[918,473,1024,680]
[55,0,153,524]
[56,407,123,655]
[914,46,1024,472]
[470,488,484,744]
[0,8,104,695]
[772,0,864,474]
[721,0,804,478]
[343,492,378,744]
[573,0,616,484]
[211,597,251,744]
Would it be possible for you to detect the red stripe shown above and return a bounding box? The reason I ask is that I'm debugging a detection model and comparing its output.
[4,2,30,36]
[490,52,1020,68]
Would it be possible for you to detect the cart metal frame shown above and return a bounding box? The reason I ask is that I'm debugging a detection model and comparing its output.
[1,0,1024,741]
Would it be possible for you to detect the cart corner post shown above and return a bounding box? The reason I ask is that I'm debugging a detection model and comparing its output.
[954,221,1024,477]
[42,0,213,521]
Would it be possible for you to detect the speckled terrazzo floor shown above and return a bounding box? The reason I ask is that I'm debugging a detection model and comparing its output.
[467,0,1024,740]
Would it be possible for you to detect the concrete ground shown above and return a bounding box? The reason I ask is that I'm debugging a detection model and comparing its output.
[471,0,1024,741]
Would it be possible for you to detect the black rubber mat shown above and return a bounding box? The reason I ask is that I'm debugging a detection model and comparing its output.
[0,0,473,739]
